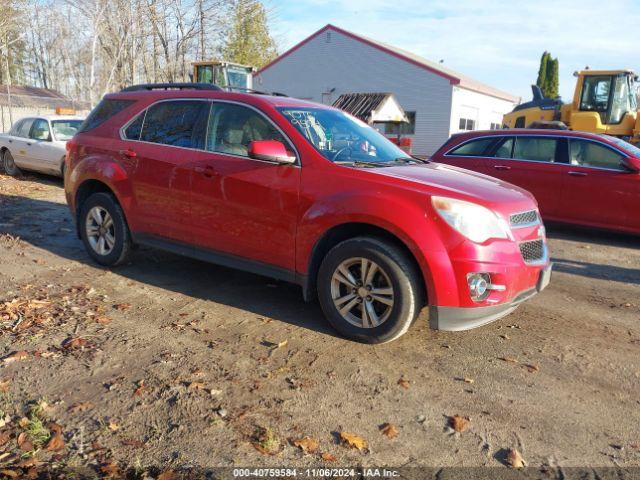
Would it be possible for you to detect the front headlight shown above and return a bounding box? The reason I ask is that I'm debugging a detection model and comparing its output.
[431,196,511,243]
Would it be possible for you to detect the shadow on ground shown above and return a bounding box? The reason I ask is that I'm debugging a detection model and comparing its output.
[1,184,334,338]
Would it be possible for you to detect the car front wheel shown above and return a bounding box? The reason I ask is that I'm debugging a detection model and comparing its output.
[317,237,423,343]
[79,192,132,267]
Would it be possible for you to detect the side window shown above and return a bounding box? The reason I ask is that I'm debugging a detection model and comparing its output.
[9,119,24,136]
[79,99,135,133]
[514,116,525,128]
[513,137,558,162]
[207,102,289,157]
[140,100,210,149]
[447,138,494,157]
[30,119,51,141]
[569,139,626,170]
[490,137,514,158]
[17,119,34,138]
[123,112,145,140]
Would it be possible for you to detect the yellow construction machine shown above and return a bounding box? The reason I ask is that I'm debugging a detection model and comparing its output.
[503,69,640,144]
[191,60,255,92]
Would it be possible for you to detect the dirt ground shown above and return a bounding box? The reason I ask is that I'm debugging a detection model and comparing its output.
[0,172,639,476]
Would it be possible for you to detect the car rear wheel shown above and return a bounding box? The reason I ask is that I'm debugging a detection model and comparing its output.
[3,150,21,176]
[79,192,132,267]
[317,237,423,343]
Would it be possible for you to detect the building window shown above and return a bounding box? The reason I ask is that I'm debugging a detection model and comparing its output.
[459,118,475,131]
[490,122,502,130]
[377,111,416,135]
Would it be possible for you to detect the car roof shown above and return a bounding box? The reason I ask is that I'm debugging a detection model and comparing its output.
[451,128,614,142]
[105,89,335,111]
[31,115,85,122]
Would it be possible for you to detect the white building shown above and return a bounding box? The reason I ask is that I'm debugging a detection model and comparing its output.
[255,24,519,156]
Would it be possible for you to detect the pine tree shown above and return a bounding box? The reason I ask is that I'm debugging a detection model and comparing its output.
[536,51,549,89]
[546,57,559,99]
[222,0,278,68]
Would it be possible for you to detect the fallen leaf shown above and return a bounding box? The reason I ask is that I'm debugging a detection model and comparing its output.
[379,423,399,439]
[113,303,131,311]
[108,421,120,432]
[499,356,519,363]
[339,431,367,450]
[0,379,10,392]
[69,402,94,413]
[3,351,29,364]
[95,316,111,325]
[449,415,470,433]
[18,417,30,428]
[0,432,9,447]
[133,380,146,396]
[100,462,120,477]
[0,470,18,478]
[46,426,65,451]
[158,471,179,480]
[291,436,319,453]
[523,364,540,373]
[17,432,33,451]
[321,452,337,462]
[397,378,410,389]
[505,448,526,468]
[61,337,89,350]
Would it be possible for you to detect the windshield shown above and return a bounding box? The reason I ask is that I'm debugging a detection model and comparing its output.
[51,120,82,141]
[277,107,411,165]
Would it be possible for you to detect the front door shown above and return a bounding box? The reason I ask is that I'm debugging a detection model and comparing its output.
[190,101,300,271]
[558,138,640,231]
[27,118,59,174]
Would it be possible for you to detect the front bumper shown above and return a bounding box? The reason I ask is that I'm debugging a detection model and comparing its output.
[429,262,552,331]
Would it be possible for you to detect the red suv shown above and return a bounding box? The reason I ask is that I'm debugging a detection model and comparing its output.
[65,84,551,343]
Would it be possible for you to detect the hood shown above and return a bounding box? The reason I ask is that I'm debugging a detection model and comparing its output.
[369,162,536,211]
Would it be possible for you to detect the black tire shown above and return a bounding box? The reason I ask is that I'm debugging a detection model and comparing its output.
[317,237,424,344]
[79,192,132,267]
[3,150,22,176]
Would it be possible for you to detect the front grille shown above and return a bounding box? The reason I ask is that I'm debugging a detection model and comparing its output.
[519,239,545,264]
[510,210,539,227]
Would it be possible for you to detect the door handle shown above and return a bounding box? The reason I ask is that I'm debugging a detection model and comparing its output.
[194,165,216,178]
[26,142,32,146]
[7,139,12,143]
[494,165,511,170]
[567,171,587,177]
[119,149,137,159]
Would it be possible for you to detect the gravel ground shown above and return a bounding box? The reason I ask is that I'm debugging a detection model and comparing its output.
[0,172,639,476]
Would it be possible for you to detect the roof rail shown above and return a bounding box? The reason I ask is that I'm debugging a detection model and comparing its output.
[223,86,288,97]
[120,83,222,92]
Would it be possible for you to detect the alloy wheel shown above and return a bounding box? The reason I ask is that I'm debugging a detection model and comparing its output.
[330,257,394,328]
[85,206,116,256]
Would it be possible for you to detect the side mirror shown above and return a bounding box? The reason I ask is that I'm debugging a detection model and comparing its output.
[622,157,640,172]
[248,140,296,164]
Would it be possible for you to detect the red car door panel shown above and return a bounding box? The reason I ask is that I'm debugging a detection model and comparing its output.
[189,101,300,271]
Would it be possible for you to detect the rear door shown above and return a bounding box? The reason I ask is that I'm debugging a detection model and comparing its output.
[558,138,639,231]
[10,118,34,167]
[121,99,210,243]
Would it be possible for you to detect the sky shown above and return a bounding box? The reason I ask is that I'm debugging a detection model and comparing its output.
[264,0,640,102]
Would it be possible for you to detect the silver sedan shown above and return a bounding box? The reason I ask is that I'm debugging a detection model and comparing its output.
[0,115,84,177]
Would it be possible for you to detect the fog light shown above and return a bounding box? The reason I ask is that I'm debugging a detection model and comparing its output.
[467,273,491,302]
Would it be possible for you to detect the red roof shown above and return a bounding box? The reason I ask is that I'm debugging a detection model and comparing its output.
[257,24,520,103]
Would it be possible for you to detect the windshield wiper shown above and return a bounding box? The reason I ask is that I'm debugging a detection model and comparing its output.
[391,156,428,165]
[335,160,389,168]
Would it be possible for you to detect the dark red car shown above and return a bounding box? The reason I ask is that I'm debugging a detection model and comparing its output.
[432,129,640,235]
[65,84,551,343]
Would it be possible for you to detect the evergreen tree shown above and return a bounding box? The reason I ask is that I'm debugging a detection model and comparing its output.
[546,57,559,99]
[536,51,549,89]
[222,0,278,69]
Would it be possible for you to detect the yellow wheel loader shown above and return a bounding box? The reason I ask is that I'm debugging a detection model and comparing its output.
[503,70,640,144]
[191,60,255,92]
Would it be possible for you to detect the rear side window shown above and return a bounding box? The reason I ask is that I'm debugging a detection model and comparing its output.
[9,119,24,136]
[447,138,495,156]
[569,139,626,170]
[123,113,145,140]
[17,119,34,138]
[79,99,135,133]
[139,100,210,149]
[513,137,558,162]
